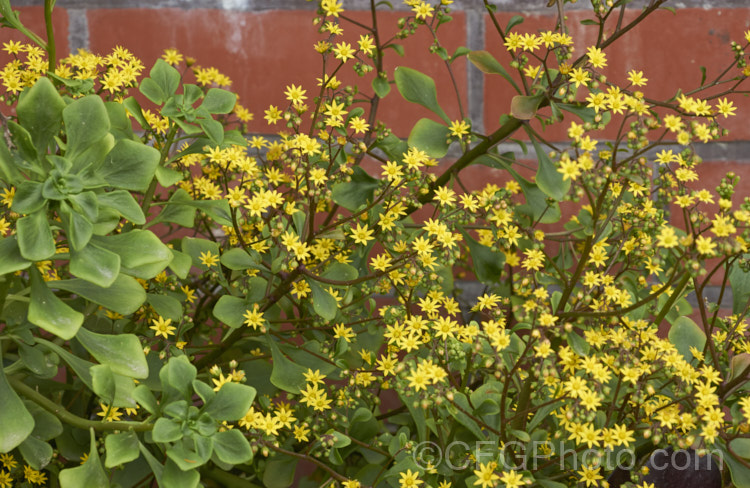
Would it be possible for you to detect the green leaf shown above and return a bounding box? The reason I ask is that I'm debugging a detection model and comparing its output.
[36,338,95,390]
[105,431,139,468]
[18,435,52,470]
[150,188,197,227]
[93,230,173,279]
[51,274,146,316]
[154,165,184,188]
[372,76,390,98]
[76,328,149,378]
[147,293,183,322]
[212,429,252,465]
[458,228,505,284]
[62,203,94,251]
[204,382,256,421]
[331,166,379,211]
[557,102,611,125]
[19,343,58,378]
[198,117,223,144]
[153,189,232,227]
[200,88,236,114]
[0,351,35,452]
[63,95,110,165]
[26,402,62,441]
[0,236,31,275]
[69,242,121,287]
[182,237,221,271]
[139,78,166,106]
[104,371,137,408]
[122,97,149,130]
[138,442,164,486]
[162,458,199,488]
[17,77,65,157]
[732,438,750,460]
[17,209,56,261]
[407,118,451,158]
[213,295,248,329]
[192,380,215,404]
[511,94,544,120]
[166,438,211,470]
[731,264,750,315]
[28,267,83,340]
[322,262,359,282]
[566,330,590,356]
[98,139,160,192]
[168,250,192,279]
[60,430,110,488]
[97,191,146,225]
[152,418,183,443]
[327,430,351,448]
[506,14,524,32]
[267,337,308,394]
[105,101,135,141]
[718,442,750,488]
[528,131,569,201]
[394,66,450,123]
[91,364,116,404]
[668,316,706,362]
[133,385,159,414]
[262,456,297,488]
[68,191,99,221]
[161,355,197,396]
[467,50,521,94]
[139,59,180,105]
[538,481,568,488]
[11,180,45,214]
[8,121,39,168]
[221,248,260,271]
[309,280,338,321]
[730,353,750,390]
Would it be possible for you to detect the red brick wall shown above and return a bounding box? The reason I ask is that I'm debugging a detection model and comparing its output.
[3,2,749,139]
[2,0,750,301]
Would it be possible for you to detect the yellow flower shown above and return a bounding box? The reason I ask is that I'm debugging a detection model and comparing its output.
[399,469,423,487]
[350,223,374,245]
[449,119,471,137]
[284,84,307,106]
[23,465,47,485]
[161,48,183,66]
[294,424,311,442]
[333,323,355,342]
[627,69,648,86]
[411,2,434,20]
[473,462,499,488]
[0,470,11,488]
[150,316,176,339]
[243,304,266,331]
[578,465,603,487]
[199,250,220,267]
[585,46,607,68]
[321,0,343,17]
[499,469,525,488]
[358,35,375,55]
[656,225,679,248]
[333,41,356,62]
[568,67,591,88]
[97,402,123,422]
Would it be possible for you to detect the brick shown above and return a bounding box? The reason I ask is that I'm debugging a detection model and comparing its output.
[482,8,750,141]
[88,8,319,133]
[87,8,466,137]
[0,7,69,66]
